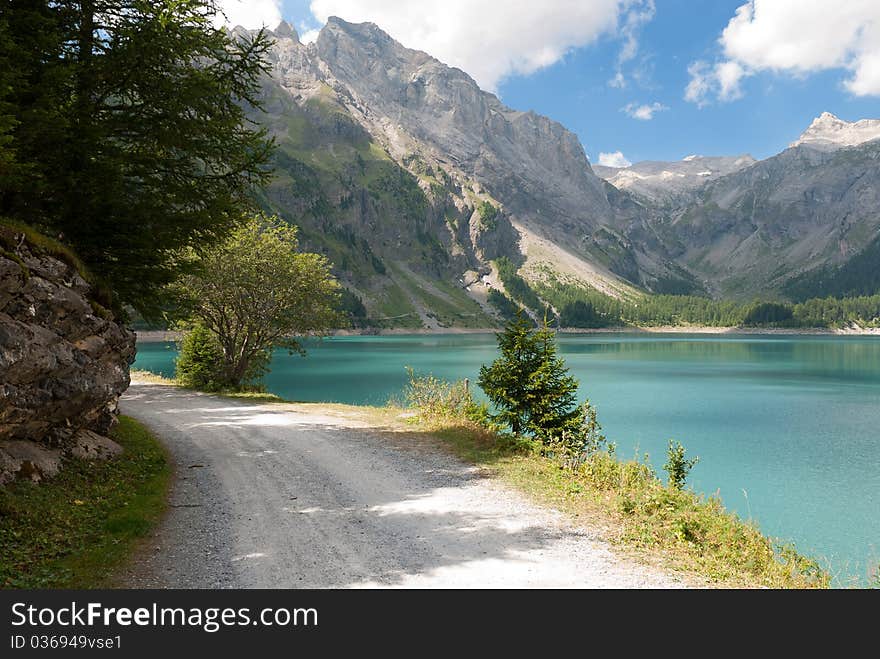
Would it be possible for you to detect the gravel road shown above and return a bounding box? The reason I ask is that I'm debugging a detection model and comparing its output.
[119,380,688,588]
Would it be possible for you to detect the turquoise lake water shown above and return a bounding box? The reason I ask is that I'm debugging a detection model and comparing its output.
[134,333,880,584]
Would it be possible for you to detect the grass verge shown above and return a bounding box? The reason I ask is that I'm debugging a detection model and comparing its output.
[0,416,171,588]
[414,416,829,588]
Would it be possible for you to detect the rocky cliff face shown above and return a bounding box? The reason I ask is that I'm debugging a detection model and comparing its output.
[248,18,675,324]
[660,138,880,297]
[313,19,613,231]
[251,20,880,309]
[0,225,135,484]
[593,112,880,298]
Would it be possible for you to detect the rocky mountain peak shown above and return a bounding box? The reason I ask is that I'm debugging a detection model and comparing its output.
[319,16,398,51]
[302,18,611,225]
[792,111,880,150]
[272,20,299,42]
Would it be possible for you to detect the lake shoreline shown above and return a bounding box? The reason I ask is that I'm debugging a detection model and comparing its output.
[136,325,880,343]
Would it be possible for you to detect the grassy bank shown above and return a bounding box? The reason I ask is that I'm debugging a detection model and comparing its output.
[0,416,171,588]
[131,369,830,588]
[414,416,829,588]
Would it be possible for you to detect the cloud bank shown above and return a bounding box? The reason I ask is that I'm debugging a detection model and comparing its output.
[686,0,880,105]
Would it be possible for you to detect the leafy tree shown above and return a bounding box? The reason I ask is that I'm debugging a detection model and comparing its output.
[0,1,274,314]
[478,200,498,230]
[478,312,581,438]
[171,215,343,390]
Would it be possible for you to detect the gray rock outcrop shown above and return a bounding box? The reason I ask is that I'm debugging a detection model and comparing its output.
[0,225,135,484]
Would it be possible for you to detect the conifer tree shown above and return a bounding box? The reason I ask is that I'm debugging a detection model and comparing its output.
[478,312,581,438]
[0,1,275,314]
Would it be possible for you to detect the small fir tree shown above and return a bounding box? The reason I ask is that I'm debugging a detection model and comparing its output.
[478,312,581,439]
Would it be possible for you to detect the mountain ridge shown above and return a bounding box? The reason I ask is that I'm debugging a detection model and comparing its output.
[247,19,880,324]
[791,111,880,151]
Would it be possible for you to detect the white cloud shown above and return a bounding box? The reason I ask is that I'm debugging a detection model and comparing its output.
[684,61,711,107]
[622,101,668,120]
[608,72,626,89]
[597,151,632,168]
[686,0,880,105]
[309,0,654,91]
[216,0,283,29]
[300,28,321,44]
[715,60,747,100]
[684,59,751,106]
[609,0,655,88]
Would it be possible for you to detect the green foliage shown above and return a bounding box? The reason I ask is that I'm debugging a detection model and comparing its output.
[785,233,880,301]
[366,166,428,218]
[478,313,581,438]
[477,200,499,230]
[0,416,170,588]
[534,278,625,325]
[558,299,605,328]
[338,288,369,327]
[495,256,543,313]
[790,294,880,328]
[175,322,225,391]
[536,274,880,329]
[664,440,699,490]
[543,400,613,470]
[170,214,343,390]
[487,288,521,322]
[402,367,474,420]
[743,302,794,326]
[0,1,275,315]
[565,400,609,456]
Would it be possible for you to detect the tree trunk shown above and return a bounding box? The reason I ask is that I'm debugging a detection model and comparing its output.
[226,356,252,391]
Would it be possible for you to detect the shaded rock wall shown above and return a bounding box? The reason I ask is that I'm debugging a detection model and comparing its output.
[0,226,135,483]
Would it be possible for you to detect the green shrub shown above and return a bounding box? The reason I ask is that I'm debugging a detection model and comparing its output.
[664,440,700,489]
[175,323,225,391]
[402,367,473,419]
[542,399,615,471]
[478,200,499,230]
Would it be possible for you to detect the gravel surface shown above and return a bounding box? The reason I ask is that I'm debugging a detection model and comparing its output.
[119,381,689,588]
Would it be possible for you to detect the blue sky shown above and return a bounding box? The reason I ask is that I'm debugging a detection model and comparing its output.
[230,1,880,165]
[498,0,880,163]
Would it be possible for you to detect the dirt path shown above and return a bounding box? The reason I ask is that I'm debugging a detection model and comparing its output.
[119,380,689,588]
